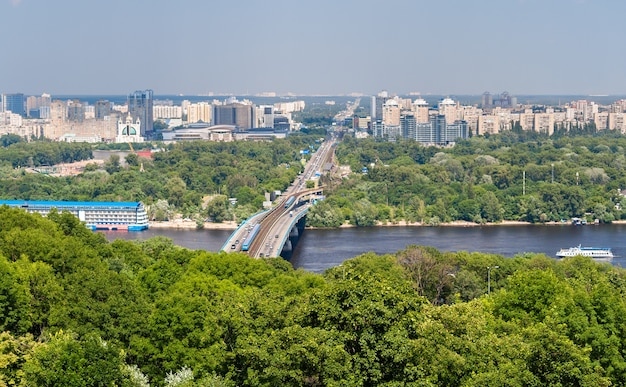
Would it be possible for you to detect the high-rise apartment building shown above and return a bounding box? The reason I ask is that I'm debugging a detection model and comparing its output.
[25,93,51,119]
[372,91,390,122]
[478,115,501,135]
[2,93,25,116]
[187,102,212,124]
[95,100,112,120]
[128,90,154,136]
[67,100,85,122]
[50,101,67,122]
[411,98,430,123]
[382,99,400,126]
[153,105,182,120]
[482,92,493,109]
[438,97,458,125]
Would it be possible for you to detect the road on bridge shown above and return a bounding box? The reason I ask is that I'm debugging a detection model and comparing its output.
[223,136,336,257]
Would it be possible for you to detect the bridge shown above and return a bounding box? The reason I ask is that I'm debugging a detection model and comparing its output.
[222,137,334,259]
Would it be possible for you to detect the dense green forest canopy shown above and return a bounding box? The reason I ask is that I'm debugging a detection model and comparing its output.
[308,131,626,226]
[1,207,626,385]
[0,134,322,222]
[3,125,626,228]
[0,138,92,168]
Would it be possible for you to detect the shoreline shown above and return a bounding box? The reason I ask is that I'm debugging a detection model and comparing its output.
[149,219,626,231]
[149,220,239,230]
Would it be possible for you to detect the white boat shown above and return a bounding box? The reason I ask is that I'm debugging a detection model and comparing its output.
[556,245,614,261]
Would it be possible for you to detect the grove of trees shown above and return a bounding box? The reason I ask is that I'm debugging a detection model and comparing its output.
[1,206,626,385]
[5,128,623,229]
[308,131,626,227]
[0,134,322,223]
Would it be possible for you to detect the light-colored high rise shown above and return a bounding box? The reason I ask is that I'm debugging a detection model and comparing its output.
[478,115,501,135]
[438,97,458,125]
[382,99,400,126]
[187,102,212,124]
[411,98,429,123]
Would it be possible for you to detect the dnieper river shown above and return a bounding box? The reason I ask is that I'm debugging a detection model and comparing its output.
[101,223,626,273]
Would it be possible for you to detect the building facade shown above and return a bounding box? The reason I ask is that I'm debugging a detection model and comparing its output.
[128,90,154,137]
[0,200,149,231]
[2,93,25,116]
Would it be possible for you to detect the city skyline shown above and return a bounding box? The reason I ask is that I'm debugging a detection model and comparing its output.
[2,0,625,96]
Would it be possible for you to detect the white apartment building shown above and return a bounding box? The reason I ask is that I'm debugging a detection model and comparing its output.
[153,105,182,119]
[187,102,212,124]
[274,101,305,113]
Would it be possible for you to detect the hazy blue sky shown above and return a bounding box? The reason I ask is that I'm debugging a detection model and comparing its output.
[2,0,625,96]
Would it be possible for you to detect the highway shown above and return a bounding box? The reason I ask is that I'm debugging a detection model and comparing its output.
[222,136,335,257]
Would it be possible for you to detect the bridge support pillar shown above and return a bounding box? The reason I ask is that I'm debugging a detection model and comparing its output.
[279,214,308,261]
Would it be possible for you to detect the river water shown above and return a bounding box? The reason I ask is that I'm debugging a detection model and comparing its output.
[100,224,626,273]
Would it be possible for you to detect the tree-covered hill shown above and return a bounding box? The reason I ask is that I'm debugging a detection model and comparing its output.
[1,206,626,385]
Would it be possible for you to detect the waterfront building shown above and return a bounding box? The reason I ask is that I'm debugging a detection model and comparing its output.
[128,90,154,137]
[0,200,149,231]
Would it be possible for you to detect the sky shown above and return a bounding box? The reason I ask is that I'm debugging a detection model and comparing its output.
[2,0,626,96]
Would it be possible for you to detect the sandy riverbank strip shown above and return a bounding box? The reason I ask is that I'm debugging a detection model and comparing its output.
[149,220,239,230]
[151,218,600,230]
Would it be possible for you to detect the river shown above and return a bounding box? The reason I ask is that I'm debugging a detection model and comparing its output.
[100,223,626,273]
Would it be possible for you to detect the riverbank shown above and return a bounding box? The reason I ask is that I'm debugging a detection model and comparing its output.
[149,220,238,230]
[150,218,606,230]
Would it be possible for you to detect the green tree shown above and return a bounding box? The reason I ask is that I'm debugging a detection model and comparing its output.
[23,331,132,386]
[206,195,230,223]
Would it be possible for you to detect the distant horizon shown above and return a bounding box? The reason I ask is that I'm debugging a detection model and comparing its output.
[3,1,625,96]
[21,92,626,98]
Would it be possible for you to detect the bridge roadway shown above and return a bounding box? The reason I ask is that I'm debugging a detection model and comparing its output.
[222,188,323,257]
[222,137,335,257]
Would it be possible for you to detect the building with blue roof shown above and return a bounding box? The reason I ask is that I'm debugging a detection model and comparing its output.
[0,200,149,231]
